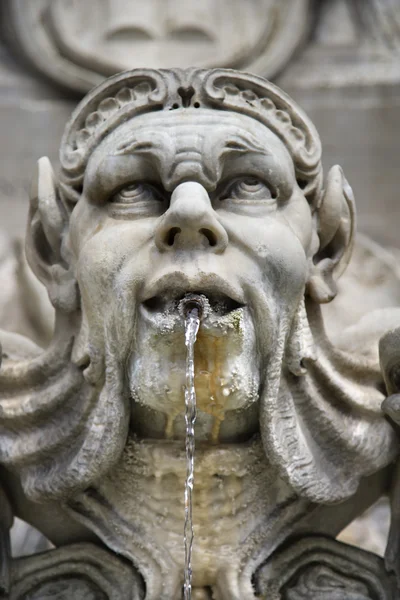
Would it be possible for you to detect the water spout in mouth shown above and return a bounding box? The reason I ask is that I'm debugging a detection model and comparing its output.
[181,294,203,600]
[179,293,206,322]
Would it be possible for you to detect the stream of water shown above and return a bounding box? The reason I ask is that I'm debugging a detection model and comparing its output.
[183,306,201,600]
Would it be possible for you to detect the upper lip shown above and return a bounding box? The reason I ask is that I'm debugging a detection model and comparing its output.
[141,272,246,311]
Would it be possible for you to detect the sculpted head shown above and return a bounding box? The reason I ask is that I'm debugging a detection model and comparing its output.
[20,68,360,499]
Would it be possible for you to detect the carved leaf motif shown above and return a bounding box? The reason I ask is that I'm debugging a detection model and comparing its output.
[23,578,107,600]
[284,565,373,600]
[10,543,144,600]
[257,537,395,600]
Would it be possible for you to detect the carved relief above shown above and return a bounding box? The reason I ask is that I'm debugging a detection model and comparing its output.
[3,0,400,95]
[1,0,311,94]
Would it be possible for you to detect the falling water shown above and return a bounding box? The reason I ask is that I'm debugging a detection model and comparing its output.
[183,300,201,600]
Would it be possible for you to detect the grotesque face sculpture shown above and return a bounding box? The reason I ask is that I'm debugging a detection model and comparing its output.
[2,68,396,508]
[2,68,400,600]
[59,70,352,448]
[70,107,316,443]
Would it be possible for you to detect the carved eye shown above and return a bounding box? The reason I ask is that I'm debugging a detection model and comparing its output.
[219,177,275,203]
[110,183,164,204]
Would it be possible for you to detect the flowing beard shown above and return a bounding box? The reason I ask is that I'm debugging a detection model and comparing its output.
[260,297,399,504]
[1,290,397,505]
[0,301,133,502]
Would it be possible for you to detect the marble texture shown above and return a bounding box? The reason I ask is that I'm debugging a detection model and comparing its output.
[1,67,400,599]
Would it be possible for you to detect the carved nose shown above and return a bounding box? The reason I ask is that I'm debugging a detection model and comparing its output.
[155,182,228,253]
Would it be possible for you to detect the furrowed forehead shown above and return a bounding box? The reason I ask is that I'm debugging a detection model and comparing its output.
[83,108,295,196]
[94,108,286,154]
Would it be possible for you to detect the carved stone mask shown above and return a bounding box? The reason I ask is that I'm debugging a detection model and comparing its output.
[69,106,320,443]
[3,68,396,508]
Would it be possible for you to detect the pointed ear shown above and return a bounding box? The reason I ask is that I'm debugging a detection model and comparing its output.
[307,165,355,303]
[26,157,78,311]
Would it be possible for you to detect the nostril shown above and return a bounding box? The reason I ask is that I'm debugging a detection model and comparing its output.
[166,227,181,246]
[199,228,217,247]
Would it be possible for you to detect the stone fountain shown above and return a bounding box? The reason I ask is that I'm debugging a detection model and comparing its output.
[1,67,400,599]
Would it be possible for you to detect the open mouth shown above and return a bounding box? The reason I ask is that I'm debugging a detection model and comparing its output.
[143,291,244,317]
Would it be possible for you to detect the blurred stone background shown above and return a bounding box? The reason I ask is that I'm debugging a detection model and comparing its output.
[1,0,399,558]
[1,0,400,245]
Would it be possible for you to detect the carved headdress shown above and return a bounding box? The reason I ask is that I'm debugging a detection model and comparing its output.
[59,68,322,208]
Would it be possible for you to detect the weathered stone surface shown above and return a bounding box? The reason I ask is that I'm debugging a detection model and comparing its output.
[0,66,399,599]
[10,544,144,599]
[0,2,400,594]
[257,536,396,599]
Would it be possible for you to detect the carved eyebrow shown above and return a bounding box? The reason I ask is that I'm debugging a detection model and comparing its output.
[114,132,268,158]
[220,133,267,157]
[108,129,272,191]
[114,139,155,155]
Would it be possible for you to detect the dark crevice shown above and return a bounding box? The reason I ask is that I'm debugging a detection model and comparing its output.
[199,228,217,247]
[177,86,195,108]
[143,292,243,316]
[166,226,181,246]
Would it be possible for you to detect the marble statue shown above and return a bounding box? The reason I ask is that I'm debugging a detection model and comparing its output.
[1,67,400,599]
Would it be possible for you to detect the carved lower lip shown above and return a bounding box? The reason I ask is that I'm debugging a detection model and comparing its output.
[142,292,244,317]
